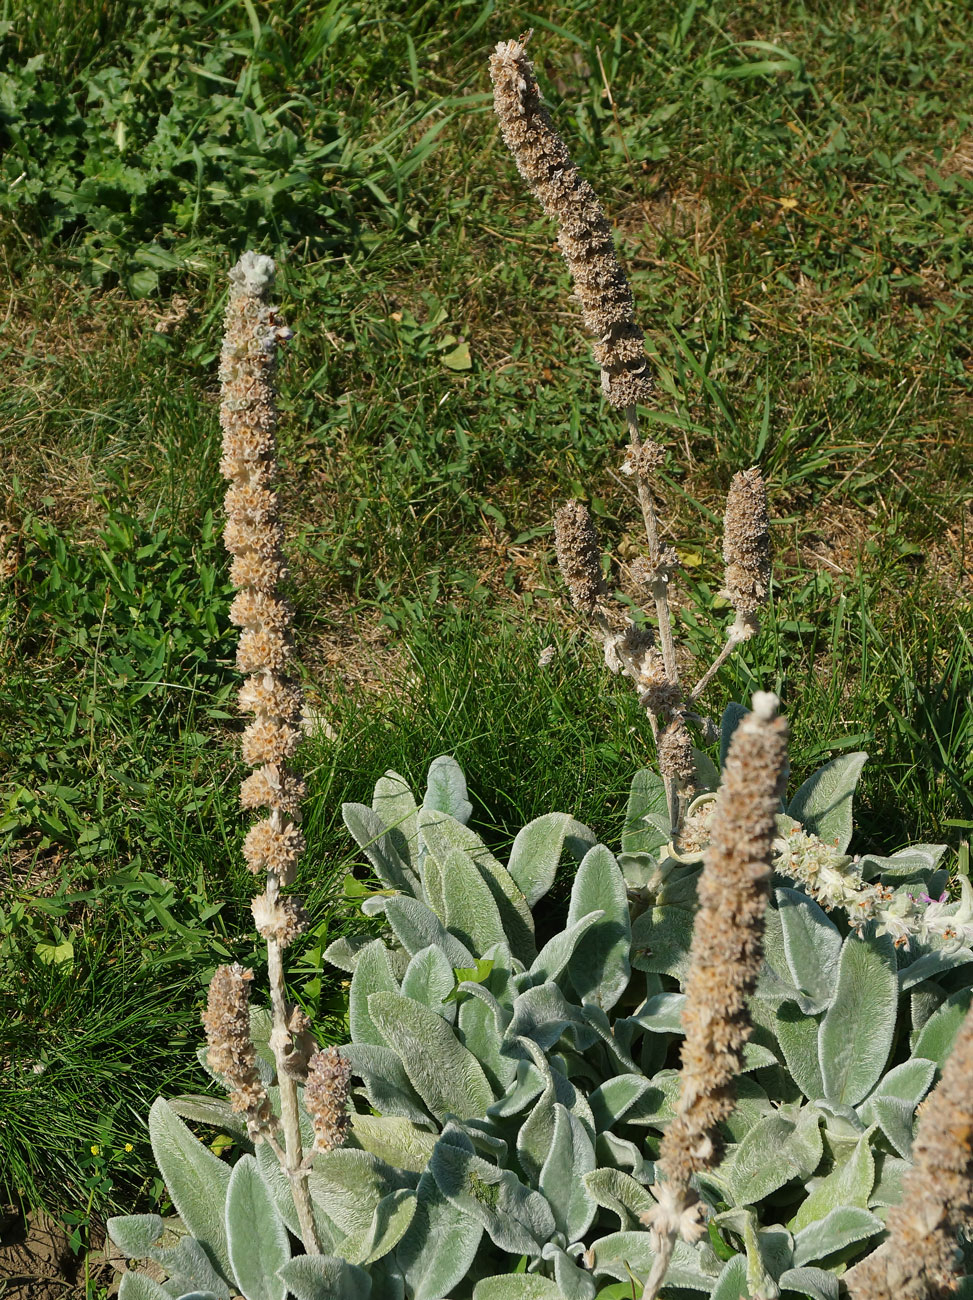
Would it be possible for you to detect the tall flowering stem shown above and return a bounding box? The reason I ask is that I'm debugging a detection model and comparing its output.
[641,693,789,1299]
[846,1002,973,1300]
[215,251,330,1253]
[491,36,772,838]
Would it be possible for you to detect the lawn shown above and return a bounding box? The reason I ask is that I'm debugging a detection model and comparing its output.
[1,0,971,1290]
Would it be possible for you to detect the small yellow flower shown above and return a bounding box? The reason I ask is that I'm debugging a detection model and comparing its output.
[90,1144,100,1156]
[124,1143,134,1153]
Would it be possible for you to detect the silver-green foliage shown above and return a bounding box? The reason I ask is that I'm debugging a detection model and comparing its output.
[111,740,973,1299]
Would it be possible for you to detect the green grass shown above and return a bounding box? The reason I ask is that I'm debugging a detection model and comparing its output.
[1,0,972,1269]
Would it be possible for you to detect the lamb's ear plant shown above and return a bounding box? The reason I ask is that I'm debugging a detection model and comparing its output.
[109,35,973,1300]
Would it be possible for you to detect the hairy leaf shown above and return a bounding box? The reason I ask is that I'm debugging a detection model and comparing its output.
[473,1279,562,1300]
[790,1128,875,1230]
[308,1149,412,1242]
[440,845,508,956]
[383,895,475,968]
[343,803,419,896]
[225,1155,289,1300]
[727,1107,822,1206]
[859,844,947,881]
[777,888,842,1012]
[622,769,670,855]
[911,988,973,1065]
[779,1266,839,1300]
[508,811,598,906]
[786,753,867,852]
[338,1188,417,1267]
[457,985,515,1092]
[373,770,420,871]
[529,909,605,987]
[401,945,456,1020]
[566,844,631,1010]
[350,940,400,1047]
[107,1215,164,1259]
[167,1094,251,1142]
[860,1057,935,1124]
[148,1099,232,1283]
[430,1134,555,1256]
[419,808,535,962]
[588,1075,654,1131]
[585,1232,721,1288]
[720,703,749,769]
[368,992,494,1121]
[775,1001,825,1100]
[792,1205,883,1267]
[631,902,695,982]
[819,932,896,1105]
[582,1168,654,1230]
[710,1254,749,1300]
[340,1043,429,1125]
[277,1254,372,1300]
[395,1168,483,1300]
[539,1103,597,1241]
[118,1277,176,1300]
[423,755,472,824]
[899,945,973,993]
[349,1115,438,1174]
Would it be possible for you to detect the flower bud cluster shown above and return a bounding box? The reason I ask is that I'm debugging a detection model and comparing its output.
[722,468,771,628]
[219,253,307,898]
[775,825,973,951]
[553,500,605,615]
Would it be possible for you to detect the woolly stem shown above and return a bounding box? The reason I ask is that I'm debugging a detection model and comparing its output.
[625,406,678,688]
[688,630,746,705]
[266,895,321,1254]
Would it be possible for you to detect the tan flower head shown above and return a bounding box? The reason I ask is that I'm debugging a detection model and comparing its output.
[490,37,652,409]
[554,500,604,614]
[643,693,788,1293]
[201,963,274,1137]
[251,892,308,947]
[305,1047,353,1154]
[658,716,695,786]
[848,1002,973,1300]
[242,818,306,884]
[723,467,771,616]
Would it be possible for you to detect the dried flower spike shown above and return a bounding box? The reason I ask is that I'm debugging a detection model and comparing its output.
[305,1047,352,1154]
[554,500,605,614]
[722,467,771,627]
[642,692,788,1299]
[847,1001,973,1300]
[201,963,274,1138]
[490,37,652,408]
[215,252,322,1254]
[219,252,306,866]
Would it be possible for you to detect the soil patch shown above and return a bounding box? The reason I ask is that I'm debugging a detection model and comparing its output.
[0,1204,80,1299]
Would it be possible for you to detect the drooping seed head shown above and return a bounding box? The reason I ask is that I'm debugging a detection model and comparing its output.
[201,964,274,1136]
